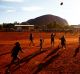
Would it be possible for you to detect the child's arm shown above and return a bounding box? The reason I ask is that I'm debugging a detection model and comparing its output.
[20,47,24,53]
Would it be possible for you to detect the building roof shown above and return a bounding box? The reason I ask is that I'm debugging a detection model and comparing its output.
[15,25,34,27]
[71,25,80,28]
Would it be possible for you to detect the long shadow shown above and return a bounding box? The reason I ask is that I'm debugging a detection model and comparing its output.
[5,47,51,72]
[13,50,47,72]
[6,50,47,67]
[6,47,51,67]
[15,47,53,65]
[20,50,47,64]
[0,52,10,56]
[44,46,60,59]
[33,52,62,74]
[73,46,80,57]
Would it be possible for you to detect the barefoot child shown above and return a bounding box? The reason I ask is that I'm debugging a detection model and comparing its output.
[11,42,23,64]
[39,36,44,51]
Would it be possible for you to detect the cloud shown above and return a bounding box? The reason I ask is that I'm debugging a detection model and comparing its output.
[1,0,23,3]
[0,5,13,9]
[6,9,16,13]
[22,6,44,11]
[0,5,14,12]
[0,9,5,12]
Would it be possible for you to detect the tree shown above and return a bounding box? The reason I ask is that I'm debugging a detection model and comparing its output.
[47,23,54,29]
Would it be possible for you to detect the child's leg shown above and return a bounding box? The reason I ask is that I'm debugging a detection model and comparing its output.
[40,44,42,50]
[16,57,20,65]
[32,40,34,46]
[11,57,15,64]
[29,40,31,46]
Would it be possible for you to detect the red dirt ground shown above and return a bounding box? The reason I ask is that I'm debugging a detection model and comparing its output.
[0,32,80,74]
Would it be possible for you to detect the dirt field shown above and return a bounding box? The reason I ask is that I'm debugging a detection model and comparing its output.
[0,32,80,74]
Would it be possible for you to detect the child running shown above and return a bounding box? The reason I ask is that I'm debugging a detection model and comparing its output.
[39,36,44,51]
[11,42,23,64]
[29,33,34,46]
[60,35,66,49]
[51,33,55,47]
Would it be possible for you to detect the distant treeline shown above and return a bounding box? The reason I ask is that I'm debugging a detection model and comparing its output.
[0,22,74,32]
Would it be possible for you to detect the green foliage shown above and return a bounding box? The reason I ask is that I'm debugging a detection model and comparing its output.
[3,23,14,28]
[46,21,73,30]
[47,23,54,29]
[46,21,64,29]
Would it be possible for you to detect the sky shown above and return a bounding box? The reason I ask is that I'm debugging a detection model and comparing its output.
[0,0,80,25]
